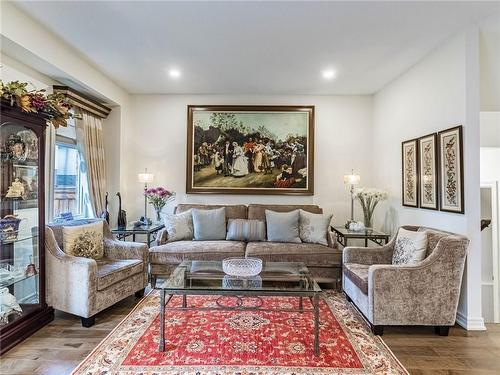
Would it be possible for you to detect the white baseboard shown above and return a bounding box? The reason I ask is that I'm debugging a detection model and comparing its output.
[456,311,486,330]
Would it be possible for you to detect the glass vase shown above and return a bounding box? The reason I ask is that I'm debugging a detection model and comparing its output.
[155,208,162,223]
[363,211,373,230]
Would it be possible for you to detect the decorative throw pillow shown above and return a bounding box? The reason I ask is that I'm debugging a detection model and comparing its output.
[265,209,301,243]
[161,209,193,242]
[63,221,104,259]
[392,228,428,265]
[299,210,332,246]
[192,207,226,241]
[226,219,266,242]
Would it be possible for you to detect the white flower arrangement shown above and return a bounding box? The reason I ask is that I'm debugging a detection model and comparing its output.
[353,187,388,228]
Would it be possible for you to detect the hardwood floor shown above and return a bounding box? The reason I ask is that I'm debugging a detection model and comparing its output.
[1,295,499,375]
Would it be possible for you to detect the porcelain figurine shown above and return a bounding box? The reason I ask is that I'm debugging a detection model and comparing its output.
[5,178,25,199]
[0,287,22,325]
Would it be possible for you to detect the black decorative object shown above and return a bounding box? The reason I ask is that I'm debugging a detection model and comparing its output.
[481,219,491,231]
[101,192,110,224]
[116,192,126,228]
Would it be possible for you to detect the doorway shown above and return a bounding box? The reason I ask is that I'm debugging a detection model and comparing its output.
[481,182,499,323]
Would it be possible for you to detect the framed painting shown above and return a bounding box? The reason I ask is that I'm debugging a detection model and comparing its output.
[438,125,464,214]
[186,105,314,195]
[418,133,439,210]
[401,138,419,207]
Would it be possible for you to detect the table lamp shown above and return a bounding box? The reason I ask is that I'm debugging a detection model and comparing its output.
[343,169,360,228]
[138,168,154,225]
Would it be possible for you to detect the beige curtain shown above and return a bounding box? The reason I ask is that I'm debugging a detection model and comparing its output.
[76,110,107,217]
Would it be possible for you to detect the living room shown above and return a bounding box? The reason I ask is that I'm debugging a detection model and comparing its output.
[1,1,499,374]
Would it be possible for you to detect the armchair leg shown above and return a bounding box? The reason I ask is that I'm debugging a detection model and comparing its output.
[371,324,384,336]
[150,275,157,289]
[81,316,95,328]
[135,288,145,298]
[435,326,450,336]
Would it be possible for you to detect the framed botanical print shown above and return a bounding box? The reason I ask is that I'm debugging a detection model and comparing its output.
[401,138,419,207]
[186,105,314,195]
[418,133,439,210]
[438,125,464,214]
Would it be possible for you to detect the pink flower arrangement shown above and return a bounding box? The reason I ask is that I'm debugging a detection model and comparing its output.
[144,187,175,213]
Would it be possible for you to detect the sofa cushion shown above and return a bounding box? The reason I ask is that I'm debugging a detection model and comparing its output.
[265,209,301,243]
[96,258,143,291]
[176,204,247,221]
[299,210,332,246]
[161,209,193,242]
[245,242,341,267]
[192,207,226,240]
[248,204,322,221]
[343,263,369,295]
[226,219,266,241]
[149,240,246,264]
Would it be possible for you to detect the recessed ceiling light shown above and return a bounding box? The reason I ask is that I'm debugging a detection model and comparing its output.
[322,69,336,80]
[168,69,181,78]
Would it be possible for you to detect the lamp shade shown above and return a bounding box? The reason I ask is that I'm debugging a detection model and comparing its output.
[343,174,360,185]
[138,172,154,184]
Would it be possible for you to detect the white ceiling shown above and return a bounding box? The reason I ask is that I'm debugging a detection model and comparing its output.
[11,1,500,95]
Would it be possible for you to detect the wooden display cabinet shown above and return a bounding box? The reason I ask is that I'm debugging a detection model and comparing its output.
[0,101,54,354]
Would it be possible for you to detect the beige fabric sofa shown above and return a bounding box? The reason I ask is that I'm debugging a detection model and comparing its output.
[45,219,149,327]
[343,225,469,336]
[149,204,341,287]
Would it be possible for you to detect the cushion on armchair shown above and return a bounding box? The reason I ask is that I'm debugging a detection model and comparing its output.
[63,221,104,260]
[96,258,143,290]
[392,228,427,265]
[343,263,369,294]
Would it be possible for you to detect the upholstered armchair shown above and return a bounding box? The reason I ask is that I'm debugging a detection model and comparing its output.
[45,219,148,327]
[342,225,469,336]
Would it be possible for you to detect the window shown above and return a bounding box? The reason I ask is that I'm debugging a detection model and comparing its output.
[53,114,92,219]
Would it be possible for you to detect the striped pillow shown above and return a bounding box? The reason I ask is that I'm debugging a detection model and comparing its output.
[226,219,266,242]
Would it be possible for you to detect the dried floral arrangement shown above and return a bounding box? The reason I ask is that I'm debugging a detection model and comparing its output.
[0,80,71,128]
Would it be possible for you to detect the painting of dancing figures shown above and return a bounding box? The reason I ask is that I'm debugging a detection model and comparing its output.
[187,105,314,194]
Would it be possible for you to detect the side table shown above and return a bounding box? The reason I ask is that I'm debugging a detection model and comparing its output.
[331,226,390,248]
[111,222,165,247]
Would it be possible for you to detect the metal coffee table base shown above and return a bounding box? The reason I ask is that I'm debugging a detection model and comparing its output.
[158,289,321,355]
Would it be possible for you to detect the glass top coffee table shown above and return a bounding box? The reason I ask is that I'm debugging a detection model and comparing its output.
[156,260,322,355]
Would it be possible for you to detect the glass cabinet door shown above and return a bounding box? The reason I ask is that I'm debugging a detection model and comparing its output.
[0,122,41,326]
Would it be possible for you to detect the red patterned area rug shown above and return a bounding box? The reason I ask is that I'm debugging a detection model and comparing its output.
[72,291,408,375]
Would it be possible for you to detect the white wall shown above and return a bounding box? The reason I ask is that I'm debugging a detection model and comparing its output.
[121,95,373,222]
[480,112,500,148]
[480,15,500,112]
[481,148,500,182]
[372,29,484,329]
[0,53,58,91]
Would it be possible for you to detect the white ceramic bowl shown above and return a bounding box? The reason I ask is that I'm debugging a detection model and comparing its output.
[222,257,263,277]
